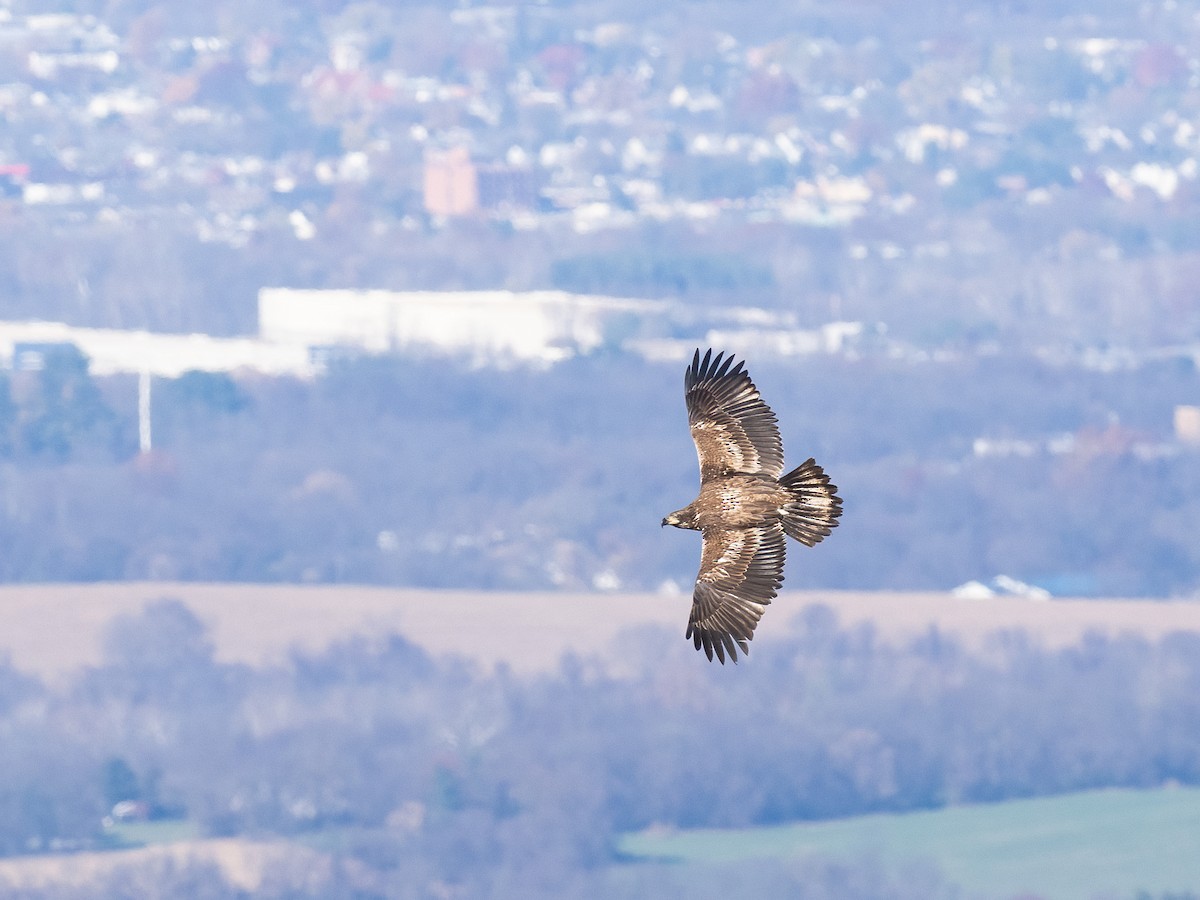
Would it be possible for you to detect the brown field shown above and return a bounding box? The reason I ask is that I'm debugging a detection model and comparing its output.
[1,582,1200,680]
[0,837,337,893]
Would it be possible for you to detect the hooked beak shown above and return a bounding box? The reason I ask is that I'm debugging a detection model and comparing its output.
[661,517,668,527]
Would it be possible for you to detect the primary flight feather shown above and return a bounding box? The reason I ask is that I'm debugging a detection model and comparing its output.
[662,349,843,663]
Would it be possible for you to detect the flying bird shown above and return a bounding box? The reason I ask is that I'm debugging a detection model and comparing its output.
[662,349,842,663]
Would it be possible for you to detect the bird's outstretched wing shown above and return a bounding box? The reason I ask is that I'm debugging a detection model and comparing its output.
[687,522,786,664]
[685,348,784,480]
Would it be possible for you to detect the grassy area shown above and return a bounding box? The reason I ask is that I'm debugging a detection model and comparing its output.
[101,818,202,849]
[619,786,1200,899]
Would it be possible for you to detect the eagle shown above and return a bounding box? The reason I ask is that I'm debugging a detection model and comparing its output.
[662,349,842,663]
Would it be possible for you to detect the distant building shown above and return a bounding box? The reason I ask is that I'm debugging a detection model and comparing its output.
[952,575,1051,600]
[11,341,72,371]
[27,50,119,79]
[477,163,539,209]
[0,321,314,378]
[258,288,867,368]
[1176,405,1200,446]
[258,288,667,366]
[423,150,537,216]
[423,147,478,216]
[0,164,29,198]
[0,290,863,379]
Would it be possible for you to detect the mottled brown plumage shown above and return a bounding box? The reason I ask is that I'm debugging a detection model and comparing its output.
[662,349,843,663]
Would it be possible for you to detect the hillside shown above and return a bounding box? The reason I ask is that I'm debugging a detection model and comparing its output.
[1,586,1200,897]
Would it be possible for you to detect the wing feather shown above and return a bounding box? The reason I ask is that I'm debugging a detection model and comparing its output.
[685,348,784,480]
[686,522,786,664]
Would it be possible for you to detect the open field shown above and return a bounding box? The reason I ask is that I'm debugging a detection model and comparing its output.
[0,836,334,893]
[620,785,1200,899]
[2,787,1197,896]
[2,583,1200,679]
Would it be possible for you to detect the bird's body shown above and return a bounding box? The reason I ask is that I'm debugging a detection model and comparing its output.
[663,349,842,663]
[668,474,790,530]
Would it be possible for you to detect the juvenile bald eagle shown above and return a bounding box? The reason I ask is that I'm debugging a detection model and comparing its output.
[662,349,842,663]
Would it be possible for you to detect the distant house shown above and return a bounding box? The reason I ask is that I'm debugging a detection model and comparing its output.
[11,340,73,371]
[0,163,29,198]
[423,147,478,216]
[1176,405,1200,446]
[28,49,119,79]
[109,800,150,822]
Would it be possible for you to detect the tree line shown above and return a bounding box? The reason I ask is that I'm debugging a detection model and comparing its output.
[0,597,1199,897]
[0,349,1195,596]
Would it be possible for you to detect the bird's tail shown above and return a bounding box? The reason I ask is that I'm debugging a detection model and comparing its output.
[779,458,842,546]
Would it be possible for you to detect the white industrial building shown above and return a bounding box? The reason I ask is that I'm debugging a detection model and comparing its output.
[0,290,863,379]
[257,288,669,365]
[0,320,315,378]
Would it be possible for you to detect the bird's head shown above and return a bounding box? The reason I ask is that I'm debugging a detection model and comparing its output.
[661,507,696,530]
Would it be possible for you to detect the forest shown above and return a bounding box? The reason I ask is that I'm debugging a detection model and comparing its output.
[0,597,1197,897]
[0,346,1195,598]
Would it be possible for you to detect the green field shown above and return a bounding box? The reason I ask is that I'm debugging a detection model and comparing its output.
[620,787,1200,899]
[101,818,202,849]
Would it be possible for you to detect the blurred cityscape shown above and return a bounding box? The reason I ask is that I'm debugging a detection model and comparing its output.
[0,0,1198,354]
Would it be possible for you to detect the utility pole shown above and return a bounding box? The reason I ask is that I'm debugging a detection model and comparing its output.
[138,369,151,454]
